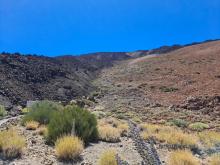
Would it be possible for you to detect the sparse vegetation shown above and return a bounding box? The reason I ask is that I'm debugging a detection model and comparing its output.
[98,149,117,165]
[22,100,63,125]
[25,120,39,130]
[55,135,84,160]
[47,105,98,144]
[0,129,25,159]
[198,131,220,147]
[140,123,198,147]
[209,153,220,165]
[168,150,199,165]
[0,105,7,117]
[188,122,209,131]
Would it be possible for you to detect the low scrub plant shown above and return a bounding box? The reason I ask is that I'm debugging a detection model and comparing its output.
[0,105,7,117]
[22,100,63,125]
[55,135,84,160]
[98,149,117,165]
[188,122,209,131]
[0,129,25,159]
[25,120,39,130]
[169,119,188,128]
[209,153,220,165]
[47,105,98,144]
[98,125,120,142]
[168,150,199,165]
[198,131,220,148]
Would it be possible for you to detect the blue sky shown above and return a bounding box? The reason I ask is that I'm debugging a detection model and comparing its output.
[0,0,220,56]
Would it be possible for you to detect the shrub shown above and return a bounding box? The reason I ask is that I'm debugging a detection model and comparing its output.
[0,129,25,159]
[98,149,117,165]
[55,135,84,160]
[25,120,39,130]
[168,150,199,165]
[98,125,120,142]
[198,131,220,148]
[0,105,7,117]
[47,105,98,144]
[188,122,209,131]
[209,154,220,165]
[22,100,63,125]
[170,119,188,128]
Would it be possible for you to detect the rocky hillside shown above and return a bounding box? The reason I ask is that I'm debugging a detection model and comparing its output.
[0,52,129,110]
[93,40,220,124]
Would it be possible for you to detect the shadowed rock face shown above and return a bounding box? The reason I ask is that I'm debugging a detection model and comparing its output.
[0,52,130,108]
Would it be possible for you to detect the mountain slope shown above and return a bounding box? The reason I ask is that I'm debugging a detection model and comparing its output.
[0,52,129,109]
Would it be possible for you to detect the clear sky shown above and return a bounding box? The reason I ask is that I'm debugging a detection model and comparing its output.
[0,0,220,56]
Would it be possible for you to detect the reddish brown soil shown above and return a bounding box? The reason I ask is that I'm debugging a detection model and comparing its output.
[103,41,220,106]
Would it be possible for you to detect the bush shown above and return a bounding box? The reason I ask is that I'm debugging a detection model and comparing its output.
[168,150,199,165]
[169,119,188,128]
[47,105,98,144]
[99,149,117,165]
[98,125,120,142]
[22,100,63,125]
[188,122,209,131]
[0,129,25,159]
[55,135,84,160]
[0,105,7,117]
[209,154,220,165]
[25,120,39,130]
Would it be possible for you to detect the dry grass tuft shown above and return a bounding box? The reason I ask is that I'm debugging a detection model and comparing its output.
[55,135,84,160]
[117,123,129,136]
[209,153,220,165]
[168,150,199,165]
[98,125,120,142]
[140,123,198,147]
[98,149,117,165]
[198,131,220,148]
[0,129,25,159]
[25,120,39,130]
[37,125,48,137]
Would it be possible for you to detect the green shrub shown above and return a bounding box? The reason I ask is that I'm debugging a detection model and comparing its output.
[170,119,188,128]
[47,105,98,144]
[188,122,209,131]
[22,100,63,125]
[0,105,7,117]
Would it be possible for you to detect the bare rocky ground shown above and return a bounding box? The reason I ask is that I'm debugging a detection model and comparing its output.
[0,118,143,165]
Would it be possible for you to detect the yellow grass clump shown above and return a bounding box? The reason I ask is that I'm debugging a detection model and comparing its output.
[98,149,117,165]
[25,120,39,130]
[98,125,120,142]
[209,154,220,165]
[140,123,198,147]
[0,129,25,159]
[168,150,199,165]
[37,125,48,137]
[117,122,129,136]
[55,135,84,160]
[198,131,220,148]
